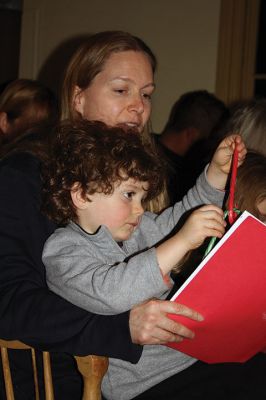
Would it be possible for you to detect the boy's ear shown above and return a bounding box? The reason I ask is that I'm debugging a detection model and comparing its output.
[73,86,84,115]
[71,184,89,210]
[0,112,9,134]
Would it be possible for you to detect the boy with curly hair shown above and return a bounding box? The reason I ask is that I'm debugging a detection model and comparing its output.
[42,120,226,315]
[42,120,245,400]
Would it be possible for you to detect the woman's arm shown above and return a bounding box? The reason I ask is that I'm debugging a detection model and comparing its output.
[0,153,141,361]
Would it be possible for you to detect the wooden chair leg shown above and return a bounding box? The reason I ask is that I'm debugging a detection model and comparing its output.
[75,355,109,400]
[43,351,54,400]
[31,348,40,400]
[1,347,15,400]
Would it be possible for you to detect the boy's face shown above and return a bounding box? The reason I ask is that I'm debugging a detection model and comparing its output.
[76,178,148,241]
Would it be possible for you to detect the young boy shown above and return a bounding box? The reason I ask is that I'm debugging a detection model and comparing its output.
[42,120,246,400]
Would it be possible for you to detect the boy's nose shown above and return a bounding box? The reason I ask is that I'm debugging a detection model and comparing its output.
[134,202,144,216]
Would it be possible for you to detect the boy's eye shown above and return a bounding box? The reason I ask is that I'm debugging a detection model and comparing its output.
[124,191,135,199]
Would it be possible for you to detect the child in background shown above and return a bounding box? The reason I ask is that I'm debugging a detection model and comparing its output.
[233,151,266,222]
[41,120,246,400]
[177,150,266,289]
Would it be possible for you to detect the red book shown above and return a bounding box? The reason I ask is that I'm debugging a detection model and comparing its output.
[167,211,266,363]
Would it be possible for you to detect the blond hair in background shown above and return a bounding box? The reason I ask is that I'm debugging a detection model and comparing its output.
[227,99,266,156]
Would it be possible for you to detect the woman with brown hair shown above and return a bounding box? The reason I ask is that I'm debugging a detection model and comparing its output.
[0,78,58,148]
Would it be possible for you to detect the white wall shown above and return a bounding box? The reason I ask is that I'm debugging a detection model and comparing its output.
[20,0,221,132]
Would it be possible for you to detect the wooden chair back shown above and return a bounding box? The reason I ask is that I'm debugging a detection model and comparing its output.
[0,339,108,400]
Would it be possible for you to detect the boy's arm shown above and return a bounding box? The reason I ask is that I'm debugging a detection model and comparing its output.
[156,204,225,275]
[153,135,246,234]
[43,226,170,315]
[206,134,246,190]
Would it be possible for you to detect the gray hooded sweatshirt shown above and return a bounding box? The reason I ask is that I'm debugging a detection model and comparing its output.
[43,168,224,399]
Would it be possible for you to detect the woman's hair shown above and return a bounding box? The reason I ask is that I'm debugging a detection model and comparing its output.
[233,151,266,220]
[60,30,157,122]
[42,120,165,225]
[0,78,58,135]
[60,31,168,213]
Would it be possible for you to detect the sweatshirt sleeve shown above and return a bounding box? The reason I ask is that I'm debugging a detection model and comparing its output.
[0,154,142,362]
[153,165,225,233]
[43,229,170,315]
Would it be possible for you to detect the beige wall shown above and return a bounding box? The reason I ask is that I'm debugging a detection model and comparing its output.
[20,0,221,132]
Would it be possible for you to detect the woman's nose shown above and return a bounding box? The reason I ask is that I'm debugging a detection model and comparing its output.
[128,94,144,114]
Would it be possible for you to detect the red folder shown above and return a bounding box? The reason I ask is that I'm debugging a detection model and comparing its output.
[167,211,266,363]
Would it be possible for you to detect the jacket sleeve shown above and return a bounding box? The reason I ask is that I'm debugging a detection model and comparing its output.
[153,165,225,233]
[0,154,142,361]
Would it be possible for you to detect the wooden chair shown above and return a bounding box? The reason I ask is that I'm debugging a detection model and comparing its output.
[0,338,108,400]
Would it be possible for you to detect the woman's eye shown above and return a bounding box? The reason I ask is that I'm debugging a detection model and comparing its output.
[142,92,152,101]
[114,89,127,94]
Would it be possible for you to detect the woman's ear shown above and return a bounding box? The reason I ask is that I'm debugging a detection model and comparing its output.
[73,86,84,115]
[0,112,9,134]
[70,184,89,210]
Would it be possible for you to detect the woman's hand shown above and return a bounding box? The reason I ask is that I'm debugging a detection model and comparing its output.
[129,299,203,345]
[207,134,247,190]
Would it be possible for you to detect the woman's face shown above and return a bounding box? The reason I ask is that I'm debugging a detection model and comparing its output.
[74,50,155,133]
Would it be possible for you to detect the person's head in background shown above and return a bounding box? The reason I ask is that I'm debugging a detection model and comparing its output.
[42,120,165,239]
[233,151,266,222]
[159,90,229,157]
[61,30,156,144]
[0,79,58,146]
[223,98,266,157]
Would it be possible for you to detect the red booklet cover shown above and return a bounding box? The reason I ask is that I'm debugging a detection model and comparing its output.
[167,211,266,363]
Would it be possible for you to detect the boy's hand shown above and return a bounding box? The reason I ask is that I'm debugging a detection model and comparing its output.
[207,134,247,190]
[156,205,226,275]
[177,204,226,250]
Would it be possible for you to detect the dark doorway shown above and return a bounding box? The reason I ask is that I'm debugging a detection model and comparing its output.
[0,0,23,92]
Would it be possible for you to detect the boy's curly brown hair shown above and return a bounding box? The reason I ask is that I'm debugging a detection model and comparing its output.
[42,120,166,225]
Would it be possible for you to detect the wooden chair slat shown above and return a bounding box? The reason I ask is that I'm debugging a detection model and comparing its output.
[0,338,108,400]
